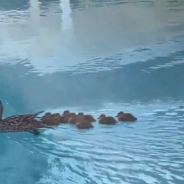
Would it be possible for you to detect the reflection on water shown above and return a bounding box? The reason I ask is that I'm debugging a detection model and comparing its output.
[0,0,184,183]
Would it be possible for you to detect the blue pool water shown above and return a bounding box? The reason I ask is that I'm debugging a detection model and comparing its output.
[0,0,184,183]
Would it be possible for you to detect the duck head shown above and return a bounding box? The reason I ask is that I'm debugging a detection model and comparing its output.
[97,114,106,119]
[68,113,77,122]
[45,112,52,117]
[62,110,70,116]
[78,112,84,115]
[116,111,124,117]
[52,113,60,117]
[0,100,3,121]
[78,112,84,117]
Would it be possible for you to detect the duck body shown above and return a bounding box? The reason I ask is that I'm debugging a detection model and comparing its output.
[42,112,74,125]
[50,113,63,125]
[1,111,43,126]
[98,114,117,125]
[63,111,77,123]
[0,100,52,135]
[78,113,96,123]
[0,119,53,135]
[84,115,96,123]
[76,119,93,129]
[68,114,78,124]
[68,113,87,125]
[41,112,52,121]
[116,111,137,122]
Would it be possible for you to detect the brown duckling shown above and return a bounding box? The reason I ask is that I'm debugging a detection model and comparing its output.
[68,113,85,124]
[41,113,61,126]
[78,112,84,116]
[41,112,52,121]
[78,112,96,123]
[98,114,117,125]
[68,114,78,124]
[41,112,57,126]
[43,118,60,126]
[76,119,94,129]
[63,112,77,123]
[116,111,137,122]
[51,113,60,119]
[62,110,70,116]
[62,110,76,117]
[52,113,64,125]
[58,115,68,124]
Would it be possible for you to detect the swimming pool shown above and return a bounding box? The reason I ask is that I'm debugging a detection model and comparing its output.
[0,0,184,183]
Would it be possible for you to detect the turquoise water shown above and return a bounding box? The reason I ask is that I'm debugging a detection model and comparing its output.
[1,0,184,183]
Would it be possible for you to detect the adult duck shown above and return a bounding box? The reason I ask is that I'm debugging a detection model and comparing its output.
[116,111,137,122]
[0,100,52,135]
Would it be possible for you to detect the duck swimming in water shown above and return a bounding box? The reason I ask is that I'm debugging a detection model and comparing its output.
[62,110,77,123]
[78,112,96,123]
[42,112,71,125]
[98,114,117,125]
[68,114,79,124]
[41,113,59,126]
[0,100,53,135]
[76,118,94,129]
[116,111,137,122]
[62,110,70,116]
[41,112,52,121]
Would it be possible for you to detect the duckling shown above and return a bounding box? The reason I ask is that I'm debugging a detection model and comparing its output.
[58,115,68,124]
[78,112,84,116]
[41,112,52,121]
[42,118,58,126]
[76,119,94,129]
[52,113,60,117]
[63,111,77,123]
[41,113,61,126]
[68,112,86,124]
[78,112,96,123]
[62,110,70,116]
[98,114,117,125]
[68,114,78,124]
[52,113,64,125]
[116,111,137,122]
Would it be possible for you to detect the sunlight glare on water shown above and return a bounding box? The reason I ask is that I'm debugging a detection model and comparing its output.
[0,0,184,184]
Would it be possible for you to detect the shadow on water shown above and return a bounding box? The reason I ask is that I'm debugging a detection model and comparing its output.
[0,0,184,184]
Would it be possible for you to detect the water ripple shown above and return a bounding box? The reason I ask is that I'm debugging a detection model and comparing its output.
[0,0,184,183]
[9,100,180,183]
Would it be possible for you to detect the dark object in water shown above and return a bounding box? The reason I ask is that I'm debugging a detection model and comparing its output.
[97,114,117,125]
[41,112,68,125]
[0,100,52,135]
[76,119,94,129]
[62,110,70,115]
[116,111,137,122]
[78,112,96,123]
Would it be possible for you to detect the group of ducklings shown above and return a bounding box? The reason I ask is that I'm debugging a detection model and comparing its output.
[41,110,137,130]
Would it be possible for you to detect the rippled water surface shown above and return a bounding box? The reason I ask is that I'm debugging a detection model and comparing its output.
[1,0,184,184]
